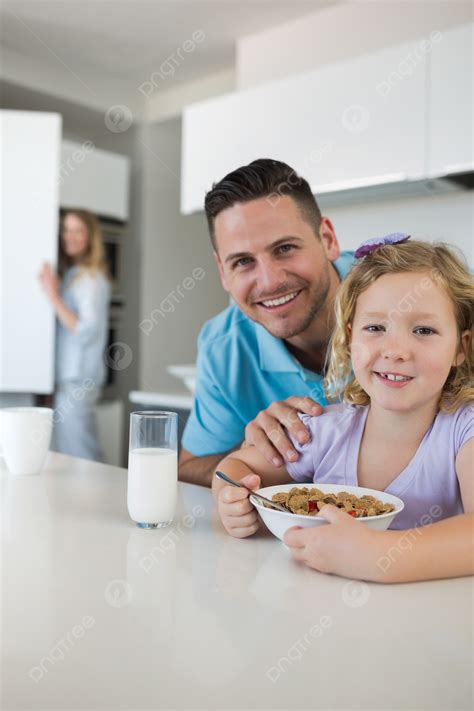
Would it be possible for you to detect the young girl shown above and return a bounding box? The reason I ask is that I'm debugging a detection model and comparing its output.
[39,210,111,462]
[213,235,473,583]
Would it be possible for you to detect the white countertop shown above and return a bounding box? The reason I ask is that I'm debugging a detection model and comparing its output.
[129,389,194,410]
[3,452,472,710]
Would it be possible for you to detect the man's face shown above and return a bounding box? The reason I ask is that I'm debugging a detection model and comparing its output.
[214,195,340,340]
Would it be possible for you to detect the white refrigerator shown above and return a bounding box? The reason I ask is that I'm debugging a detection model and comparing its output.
[0,109,62,398]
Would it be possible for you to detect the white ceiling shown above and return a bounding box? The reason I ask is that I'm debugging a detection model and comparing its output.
[1,0,338,88]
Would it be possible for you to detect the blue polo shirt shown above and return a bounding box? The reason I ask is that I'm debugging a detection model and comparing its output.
[182,251,355,456]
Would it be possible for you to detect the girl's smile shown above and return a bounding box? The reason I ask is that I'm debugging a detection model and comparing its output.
[373,371,414,387]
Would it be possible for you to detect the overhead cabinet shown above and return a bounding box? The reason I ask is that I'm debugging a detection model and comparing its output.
[182,41,427,214]
[428,23,473,179]
[182,24,473,213]
[60,141,130,221]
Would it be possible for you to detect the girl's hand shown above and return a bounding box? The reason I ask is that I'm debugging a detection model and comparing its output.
[283,504,384,581]
[217,473,261,538]
[39,262,60,302]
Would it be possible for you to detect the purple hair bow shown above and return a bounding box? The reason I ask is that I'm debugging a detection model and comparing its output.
[354,233,411,259]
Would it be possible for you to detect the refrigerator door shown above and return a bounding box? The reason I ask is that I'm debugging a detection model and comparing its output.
[0,110,62,393]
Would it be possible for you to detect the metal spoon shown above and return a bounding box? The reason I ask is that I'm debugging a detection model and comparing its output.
[215,470,289,513]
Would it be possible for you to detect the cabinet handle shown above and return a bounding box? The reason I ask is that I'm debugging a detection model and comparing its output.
[312,172,407,194]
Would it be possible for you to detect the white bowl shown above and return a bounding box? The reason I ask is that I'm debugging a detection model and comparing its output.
[250,483,404,541]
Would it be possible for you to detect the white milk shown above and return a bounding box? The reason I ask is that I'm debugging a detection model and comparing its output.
[127,447,177,524]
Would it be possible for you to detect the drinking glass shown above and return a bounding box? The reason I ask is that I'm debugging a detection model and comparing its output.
[127,411,178,529]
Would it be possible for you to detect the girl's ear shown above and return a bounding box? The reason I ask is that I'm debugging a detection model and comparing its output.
[453,329,471,366]
[346,323,352,343]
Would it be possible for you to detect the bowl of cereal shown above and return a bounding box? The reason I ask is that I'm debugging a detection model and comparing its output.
[250,483,404,541]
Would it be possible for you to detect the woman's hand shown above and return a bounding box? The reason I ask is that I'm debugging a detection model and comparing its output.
[39,262,60,303]
[283,504,385,582]
[38,263,78,332]
[216,473,261,538]
[244,396,323,467]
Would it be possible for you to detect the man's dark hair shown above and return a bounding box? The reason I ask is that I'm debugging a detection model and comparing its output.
[204,158,322,249]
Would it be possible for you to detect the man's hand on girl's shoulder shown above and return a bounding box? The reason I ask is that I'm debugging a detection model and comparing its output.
[244,396,323,467]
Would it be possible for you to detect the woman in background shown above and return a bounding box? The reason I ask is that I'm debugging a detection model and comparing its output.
[39,209,111,462]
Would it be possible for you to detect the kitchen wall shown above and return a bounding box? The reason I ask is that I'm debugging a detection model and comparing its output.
[322,190,473,264]
[144,67,235,123]
[237,1,473,88]
[138,116,228,393]
[236,2,473,262]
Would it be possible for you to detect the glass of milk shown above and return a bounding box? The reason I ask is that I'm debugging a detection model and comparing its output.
[127,411,178,529]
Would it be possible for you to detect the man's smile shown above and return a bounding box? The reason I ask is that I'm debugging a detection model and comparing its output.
[255,289,303,311]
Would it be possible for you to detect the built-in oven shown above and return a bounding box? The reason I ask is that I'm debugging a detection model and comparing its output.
[102,303,124,400]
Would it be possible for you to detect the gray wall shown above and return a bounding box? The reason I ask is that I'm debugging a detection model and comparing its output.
[139,116,228,393]
[322,190,473,264]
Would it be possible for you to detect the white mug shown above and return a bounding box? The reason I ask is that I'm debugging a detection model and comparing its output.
[0,407,53,476]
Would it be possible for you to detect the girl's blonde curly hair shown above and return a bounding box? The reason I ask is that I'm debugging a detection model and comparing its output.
[324,241,473,413]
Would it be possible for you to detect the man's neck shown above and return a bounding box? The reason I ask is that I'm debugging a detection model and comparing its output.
[284,263,341,374]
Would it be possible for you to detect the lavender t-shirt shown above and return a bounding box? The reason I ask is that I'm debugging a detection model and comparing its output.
[286,403,473,530]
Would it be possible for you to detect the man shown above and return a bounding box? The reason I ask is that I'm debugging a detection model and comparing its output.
[179,159,354,486]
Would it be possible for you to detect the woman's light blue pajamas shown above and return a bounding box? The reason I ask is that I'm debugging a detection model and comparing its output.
[53,267,110,462]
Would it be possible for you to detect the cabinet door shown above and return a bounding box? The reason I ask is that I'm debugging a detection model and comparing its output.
[181,41,426,214]
[0,110,61,393]
[60,141,130,221]
[428,23,473,176]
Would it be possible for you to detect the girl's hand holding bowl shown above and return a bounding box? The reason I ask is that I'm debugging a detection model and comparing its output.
[283,503,388,580]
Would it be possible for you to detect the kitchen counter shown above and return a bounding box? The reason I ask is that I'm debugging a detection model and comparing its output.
[129,389,193,410]
[2,453,472,710]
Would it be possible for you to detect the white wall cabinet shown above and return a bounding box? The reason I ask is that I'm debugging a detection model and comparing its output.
[428,23,473,177]
[0,110,61,393]
[60,141,130,221]
[182,42,427,214]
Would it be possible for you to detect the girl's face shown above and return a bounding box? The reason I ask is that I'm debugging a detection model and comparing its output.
[349,271,469,414]
[61,214,89,260]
